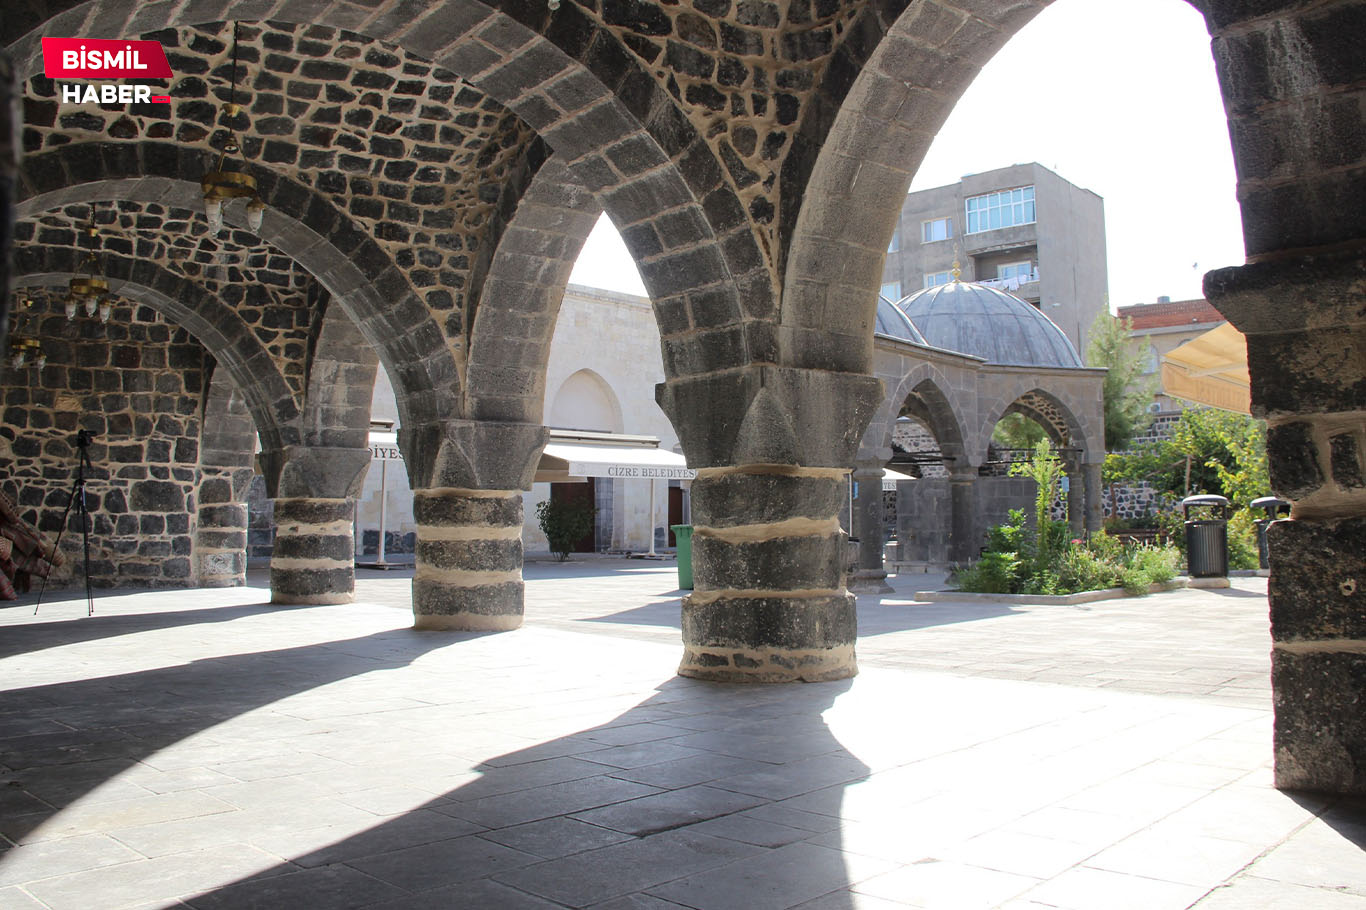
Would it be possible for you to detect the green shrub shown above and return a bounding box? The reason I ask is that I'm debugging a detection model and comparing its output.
[535,498,596,561]
[1118,544,1181,594]
[1054,547,1121,594]
[956,551,1023,594]
[1227,508,1260,571]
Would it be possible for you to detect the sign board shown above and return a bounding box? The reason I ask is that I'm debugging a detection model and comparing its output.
[368,431,402,461]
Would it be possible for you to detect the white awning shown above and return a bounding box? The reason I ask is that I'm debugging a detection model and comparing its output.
[1160,322,1251,415]
[368,431,402,461]
[536,442,695,483]
[883,467,914,491]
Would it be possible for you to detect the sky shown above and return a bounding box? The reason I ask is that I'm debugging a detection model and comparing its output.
[568,0,1245,311]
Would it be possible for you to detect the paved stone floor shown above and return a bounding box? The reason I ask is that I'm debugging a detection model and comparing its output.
[1,558,1362,909]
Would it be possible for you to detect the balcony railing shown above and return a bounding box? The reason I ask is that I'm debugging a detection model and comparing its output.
[978,270,1039,292]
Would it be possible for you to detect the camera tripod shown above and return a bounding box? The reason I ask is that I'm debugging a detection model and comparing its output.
[33,429,97,616]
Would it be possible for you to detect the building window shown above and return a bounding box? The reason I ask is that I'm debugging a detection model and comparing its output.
[922,217,952,243]
[966,186,1035,234]
[997,261,1036,283]
[923,271,952,289]
[888,229,900,253]
[880,281,901,300]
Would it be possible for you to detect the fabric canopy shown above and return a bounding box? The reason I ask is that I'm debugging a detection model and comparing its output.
[536,441,694,483]
[1159,322,1251,415]
[883,468,914,491]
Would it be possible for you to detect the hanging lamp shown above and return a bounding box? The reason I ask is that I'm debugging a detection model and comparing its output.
[201,22,264,233]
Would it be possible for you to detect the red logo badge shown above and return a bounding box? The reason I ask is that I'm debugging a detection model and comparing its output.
[42,38,173,79]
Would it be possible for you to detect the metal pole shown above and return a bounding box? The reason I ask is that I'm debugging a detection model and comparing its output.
[647,478,657,556]
[376,459,388,567]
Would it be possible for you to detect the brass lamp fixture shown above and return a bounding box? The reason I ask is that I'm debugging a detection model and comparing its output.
[66,208,115,325]
[202,22,265,233]
[8,296,45,370]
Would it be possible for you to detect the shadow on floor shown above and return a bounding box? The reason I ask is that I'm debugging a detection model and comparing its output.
[181,678,871,909]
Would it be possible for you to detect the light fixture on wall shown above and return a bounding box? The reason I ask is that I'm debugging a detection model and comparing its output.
[7,297,45,370]
[66,208,115,324]
[202,22,264,233]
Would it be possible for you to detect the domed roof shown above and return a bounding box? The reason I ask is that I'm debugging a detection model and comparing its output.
[897,280,1083,368]
[875,295,928,345]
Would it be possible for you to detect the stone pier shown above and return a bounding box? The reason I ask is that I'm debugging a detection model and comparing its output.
[658,366,883,682]
[849,460,894,594]
[258,446,370,606]
[412,489,525,631]
[400,420,547,632]
[1209,251,1366,794]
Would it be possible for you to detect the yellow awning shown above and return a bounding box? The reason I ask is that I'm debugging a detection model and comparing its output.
[1160,322,1251,415]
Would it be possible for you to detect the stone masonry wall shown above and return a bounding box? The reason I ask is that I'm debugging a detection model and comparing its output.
[20,21,538,357]
[0,288,207,587]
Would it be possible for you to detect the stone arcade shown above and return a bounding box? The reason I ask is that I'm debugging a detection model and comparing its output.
[0,0,1363,793]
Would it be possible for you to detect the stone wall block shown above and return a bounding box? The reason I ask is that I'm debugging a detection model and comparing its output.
[1266,421,1325,500]
[414,536,522,573]
[413,487,523,527]
[1273,649,1366,793]
[400,419,548,491]
[198,503,248,527]
[678,592,857,683]
[265,445,371,500]
[691,531,845,591]
[1268,517,1366,641]
[273,496,354,525]
[655,365,882,469]
[272,530,355,562]
[412,579,524,629]
[690,471,844,527]
[1329,432,1364,490]
[195,529,247,550]
[270,565,354,604]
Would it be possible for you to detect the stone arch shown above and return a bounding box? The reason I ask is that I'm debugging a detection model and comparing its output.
[5,0,764,381]
[465,157,602,423]
[549,368,623,435]
[978,382,1094,466]
[863,362,969,467]
[12,248,299,455]
[780,1,1048,371]
[300,297,378,452]
[14,148,455,429]
[195,368,258,587]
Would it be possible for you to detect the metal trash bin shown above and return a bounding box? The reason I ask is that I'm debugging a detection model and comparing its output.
[1250,496,1291,570]
[1182,494,1230,578]
[671,524,694,590]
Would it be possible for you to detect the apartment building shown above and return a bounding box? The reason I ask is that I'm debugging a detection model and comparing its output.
[881,162,1108,353]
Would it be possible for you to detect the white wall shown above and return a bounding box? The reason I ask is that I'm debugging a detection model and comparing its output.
[525,284,680,555]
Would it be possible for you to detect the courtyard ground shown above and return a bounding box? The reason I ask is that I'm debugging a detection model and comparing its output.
[0,559,1362,909]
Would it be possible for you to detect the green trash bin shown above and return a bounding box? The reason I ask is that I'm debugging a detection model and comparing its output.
[671,524,694,590]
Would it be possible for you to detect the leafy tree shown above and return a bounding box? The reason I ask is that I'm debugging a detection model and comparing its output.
[1104,407,1268,506]
[1087,312,1157,451]
[535,498,596,561]
[991,412,1047,450]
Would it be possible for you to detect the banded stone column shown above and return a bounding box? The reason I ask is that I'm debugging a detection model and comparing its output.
[658,366,883,682]
[1208,253,1366,794]
[258,445,370,606]
[271,497,356,604]
[848,461,893,594]
[195,469,252,587]
[413,488,524,630]
[400,419,548,632]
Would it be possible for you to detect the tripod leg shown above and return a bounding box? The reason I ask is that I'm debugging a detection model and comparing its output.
[32,482,78,616]
[79,485,94,616]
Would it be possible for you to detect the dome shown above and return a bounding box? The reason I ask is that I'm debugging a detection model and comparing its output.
[874,295,927,345]
[896,280,1083,368]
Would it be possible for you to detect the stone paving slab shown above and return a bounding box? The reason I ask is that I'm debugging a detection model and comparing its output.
[0,564,1361,908]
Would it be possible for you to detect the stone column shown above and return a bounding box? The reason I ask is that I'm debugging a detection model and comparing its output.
[1207,252,1366,794]
[258,445,370,605]
[194,467,253,587]
[848,461,893,594]
[657,366,883,682]
[1083,462,1103,533]
[947,467,979,565]
[400,419,547,631]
